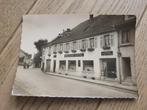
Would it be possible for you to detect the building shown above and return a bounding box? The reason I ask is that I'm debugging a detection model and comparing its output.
[19,49,32,66]
[41,15,136,86]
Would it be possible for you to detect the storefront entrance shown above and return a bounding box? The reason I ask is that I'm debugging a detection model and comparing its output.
[59,60,66,71]
[46,59,51,72]
[100,58,117,79]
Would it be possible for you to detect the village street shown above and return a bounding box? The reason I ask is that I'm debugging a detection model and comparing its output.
[12,66,137,98]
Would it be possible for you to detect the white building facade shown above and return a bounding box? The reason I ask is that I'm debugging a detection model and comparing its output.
[41,15,136,86]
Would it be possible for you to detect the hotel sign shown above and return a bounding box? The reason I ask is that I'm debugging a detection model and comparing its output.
[64,53,84,57]
[101,51,113,56]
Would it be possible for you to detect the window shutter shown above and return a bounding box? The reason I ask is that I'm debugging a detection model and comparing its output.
[79,40,82,49]
[110,35,113,46]
[94,37,97,48]
[86,39,89,48]
[100,36,103,48]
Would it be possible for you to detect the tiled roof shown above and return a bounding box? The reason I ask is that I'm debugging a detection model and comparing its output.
[46,15,136,46]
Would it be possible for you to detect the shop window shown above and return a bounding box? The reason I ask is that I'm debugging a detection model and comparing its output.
[83,60,94,72]
[59,60,66,71]
[68,60,76,71]
[100,59,117,78]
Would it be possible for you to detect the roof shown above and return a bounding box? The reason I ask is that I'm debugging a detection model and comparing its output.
[45,15,136,46]
[19,49,31,57]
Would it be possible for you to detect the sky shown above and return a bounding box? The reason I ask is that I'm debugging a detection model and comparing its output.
[21,15,89,56]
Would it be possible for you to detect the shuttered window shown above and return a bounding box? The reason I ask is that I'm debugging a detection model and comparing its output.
[72,41,76,50]
[89,38,94,48]
[82,39,87,49]
[100,34,114,49]
[66,43,69,51]
[53,45,57,52]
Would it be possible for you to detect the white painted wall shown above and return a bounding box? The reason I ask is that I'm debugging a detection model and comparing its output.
[43,31,120,80]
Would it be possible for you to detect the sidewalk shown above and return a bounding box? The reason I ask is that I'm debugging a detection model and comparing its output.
[46,72,137,94]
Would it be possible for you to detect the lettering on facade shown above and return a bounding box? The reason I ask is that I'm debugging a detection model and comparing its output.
[64,53,84,57]
[101,51,113,56]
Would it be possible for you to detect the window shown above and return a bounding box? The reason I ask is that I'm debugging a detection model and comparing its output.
[89,38,94,48]
[66,43,69,51]
[59,44,63,51]
[83,60,94,72]
[72,41,76,50]
[104,35,110,47]
[100,35,113,50]
[82,39,86,49]
[53,45,57,53]
[48,47,51,55]
[100,59,117,78]
[121,31,130,44]
[59,60,66,71]
[68,60,76,71]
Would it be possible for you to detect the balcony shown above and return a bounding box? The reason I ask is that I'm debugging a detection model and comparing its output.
[80,48,86,52]
[103,46,110,50]
[88,48,95,51]
[71,50,77,53]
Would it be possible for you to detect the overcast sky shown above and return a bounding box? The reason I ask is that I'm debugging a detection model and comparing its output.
[21,15,89,56]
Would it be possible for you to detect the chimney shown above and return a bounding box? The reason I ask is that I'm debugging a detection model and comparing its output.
[89,14,94,20]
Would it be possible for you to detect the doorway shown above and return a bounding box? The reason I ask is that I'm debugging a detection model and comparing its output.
[122,57,131,79]
[46,59,51,72]
[53,60,56,72]
[100,58,117,79]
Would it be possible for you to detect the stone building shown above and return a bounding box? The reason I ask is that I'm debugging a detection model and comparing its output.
[41,15,136,86]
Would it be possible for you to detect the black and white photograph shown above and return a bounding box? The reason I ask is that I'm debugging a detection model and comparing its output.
[12,14,137,98]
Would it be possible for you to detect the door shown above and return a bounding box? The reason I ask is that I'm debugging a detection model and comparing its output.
[46,60,51,72]
[101,58,117,79]
[53,60,56,72]
[122,57,131,79]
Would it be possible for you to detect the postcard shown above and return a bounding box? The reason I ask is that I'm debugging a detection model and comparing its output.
[12,14,138,98]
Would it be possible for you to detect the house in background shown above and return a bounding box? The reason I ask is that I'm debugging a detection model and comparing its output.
[41,15,136,88]
[19,49,32,66]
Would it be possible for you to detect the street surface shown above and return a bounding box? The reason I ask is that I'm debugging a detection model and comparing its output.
[12,66,137,98]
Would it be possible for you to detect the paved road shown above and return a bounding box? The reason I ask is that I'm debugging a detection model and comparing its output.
[12,66,137,98]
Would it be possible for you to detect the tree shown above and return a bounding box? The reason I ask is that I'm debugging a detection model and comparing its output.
[33,39,48,68]
[34,39,48,53]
